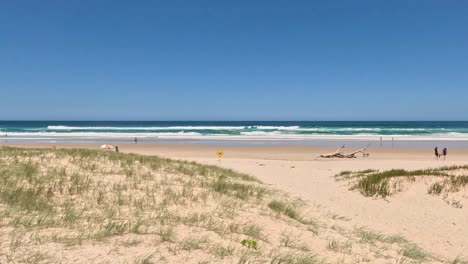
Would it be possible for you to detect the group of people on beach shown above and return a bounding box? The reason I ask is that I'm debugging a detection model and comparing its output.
[434,147,447,160]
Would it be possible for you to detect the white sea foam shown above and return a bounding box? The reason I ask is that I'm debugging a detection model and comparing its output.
[240,131,283,136]
[254,126,300,130]
[4,131,468,141]
[47,126,246,130]
[5,132,203,138]
[289,127,435,132]
[43,125,456,134]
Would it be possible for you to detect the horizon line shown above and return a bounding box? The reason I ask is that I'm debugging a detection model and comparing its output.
[1,120,468,122]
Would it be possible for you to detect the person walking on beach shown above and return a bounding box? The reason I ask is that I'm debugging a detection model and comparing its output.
[134,137,138,144]
[442,147,447,160]
[434,147,440,159]
[115,146,119,153]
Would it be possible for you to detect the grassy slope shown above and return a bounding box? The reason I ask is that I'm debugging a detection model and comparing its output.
[0,147,459,263]
[335,167,468,200]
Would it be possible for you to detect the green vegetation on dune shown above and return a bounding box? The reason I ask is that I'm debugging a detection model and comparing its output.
[335,166,468,198]
[0,147,318,263]
[268,200,302,222]
[448,257,468,264]
[0,147,452,263]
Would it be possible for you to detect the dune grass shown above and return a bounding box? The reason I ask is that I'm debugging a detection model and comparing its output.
[335,166,468,198]
[268,200,302,221]
[0,147,450,263]
[0,147,321,263]
[448,257,468,264]
[401,243,430,261]
[354,227,407,245]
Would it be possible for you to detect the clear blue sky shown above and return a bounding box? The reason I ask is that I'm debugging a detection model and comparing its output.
[1,0,467,120]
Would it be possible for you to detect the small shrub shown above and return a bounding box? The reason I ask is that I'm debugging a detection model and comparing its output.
[241,239,257,250]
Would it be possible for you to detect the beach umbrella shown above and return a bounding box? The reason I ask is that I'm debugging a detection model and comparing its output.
[100,144,113,150]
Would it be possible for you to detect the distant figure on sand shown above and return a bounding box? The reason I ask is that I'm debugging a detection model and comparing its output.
[115,146,119,152]
[134,137,138,144]
[434,147,440,159]
[442,147,447,160]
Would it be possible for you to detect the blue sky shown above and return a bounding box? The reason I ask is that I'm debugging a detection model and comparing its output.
[1,1,467,120]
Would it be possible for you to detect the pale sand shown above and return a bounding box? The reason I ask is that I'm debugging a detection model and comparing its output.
[3,142,468,258]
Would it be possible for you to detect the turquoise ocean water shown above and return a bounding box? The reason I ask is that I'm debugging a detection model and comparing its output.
[1,121,468,147]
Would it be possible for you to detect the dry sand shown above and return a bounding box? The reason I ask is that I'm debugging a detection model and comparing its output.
[3,142,468,259]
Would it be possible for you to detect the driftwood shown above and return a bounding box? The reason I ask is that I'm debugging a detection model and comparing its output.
[319,145,370,158]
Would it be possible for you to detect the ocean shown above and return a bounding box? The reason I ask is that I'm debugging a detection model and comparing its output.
[1,121,468,147]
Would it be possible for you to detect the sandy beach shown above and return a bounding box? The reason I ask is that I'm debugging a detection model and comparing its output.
[4,1,468,262]
[3,142,468,260]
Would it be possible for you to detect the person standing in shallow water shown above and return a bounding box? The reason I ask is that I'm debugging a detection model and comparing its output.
[442,147,447,160]
[434,147,439,159]
[134,137,138,144]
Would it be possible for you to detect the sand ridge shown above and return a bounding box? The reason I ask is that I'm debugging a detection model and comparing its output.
[2,143,468,260]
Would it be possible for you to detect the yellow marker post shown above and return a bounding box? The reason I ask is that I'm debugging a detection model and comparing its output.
[216,150,224,163]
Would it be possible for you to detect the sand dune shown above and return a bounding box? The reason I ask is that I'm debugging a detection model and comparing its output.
[2,143,468,262]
